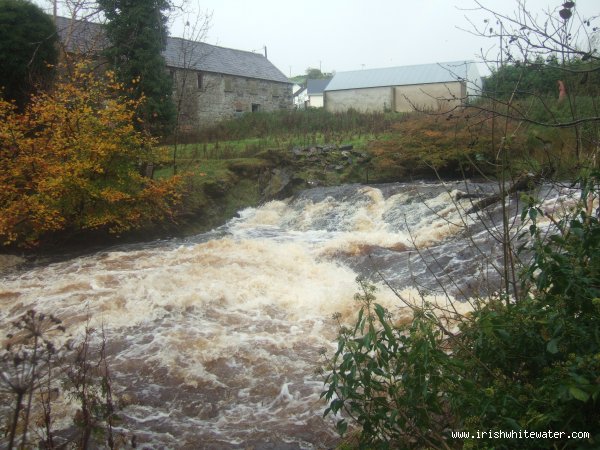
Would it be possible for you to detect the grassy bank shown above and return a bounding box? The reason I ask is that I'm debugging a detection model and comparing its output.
[4,104,590,253]
[154,103,593,238]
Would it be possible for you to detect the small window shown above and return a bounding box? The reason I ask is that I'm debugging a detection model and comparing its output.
[224,77,233,92]
[248,79,257,95]
[197,72,204,90]
[252,103,260,112]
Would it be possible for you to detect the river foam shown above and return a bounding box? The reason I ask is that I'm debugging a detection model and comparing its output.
[1,181,578,448]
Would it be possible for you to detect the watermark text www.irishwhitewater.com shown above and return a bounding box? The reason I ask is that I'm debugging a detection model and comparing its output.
[450,430,590,440]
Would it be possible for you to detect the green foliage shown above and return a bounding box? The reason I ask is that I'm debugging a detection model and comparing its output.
[483,57,600,100]
[452,177,600,447]
[322,174,600,449]
[483,57,562,99]
[305,67,330,79]
[321,280,458,448]
[98,0,176,136]
[0,0,58,108]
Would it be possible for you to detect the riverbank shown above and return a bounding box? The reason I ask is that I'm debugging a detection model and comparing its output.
[0,105,578,261]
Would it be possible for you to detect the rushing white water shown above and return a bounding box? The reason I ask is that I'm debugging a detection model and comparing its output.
[0,181,580,449]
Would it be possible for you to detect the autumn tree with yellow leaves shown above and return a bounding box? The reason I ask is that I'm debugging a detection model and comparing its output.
[0,62,181,248]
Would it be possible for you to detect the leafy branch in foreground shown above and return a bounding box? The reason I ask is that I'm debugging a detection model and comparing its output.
[321,173,600,449]
[320,278,459,449]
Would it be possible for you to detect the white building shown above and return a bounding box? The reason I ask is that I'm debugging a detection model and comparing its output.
[293,83,308,108]
[306,78,331,108]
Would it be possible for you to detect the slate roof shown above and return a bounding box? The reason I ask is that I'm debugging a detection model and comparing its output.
[164,37,289,83]
[325,61,480,91]
[53,16,289,84]
[55,16,108,54]
[306,78,331,95]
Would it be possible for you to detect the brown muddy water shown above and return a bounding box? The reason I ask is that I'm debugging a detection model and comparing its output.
[0,181,578,449]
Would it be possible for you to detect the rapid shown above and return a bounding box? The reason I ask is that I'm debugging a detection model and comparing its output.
[0,181,578,448]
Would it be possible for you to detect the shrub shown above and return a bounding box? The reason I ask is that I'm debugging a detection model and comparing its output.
[321,280,460,448]
[0,310,123,449]
[0,62,181,248]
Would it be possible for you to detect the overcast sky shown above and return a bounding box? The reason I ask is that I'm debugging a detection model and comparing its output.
[165,0,598,77]
[37,0,598,78]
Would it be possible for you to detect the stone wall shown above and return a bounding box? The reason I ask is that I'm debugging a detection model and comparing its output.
[172,69,293,132]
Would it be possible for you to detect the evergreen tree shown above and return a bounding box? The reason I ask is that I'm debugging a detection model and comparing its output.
[98,0,176,136]
[0,0,58,108]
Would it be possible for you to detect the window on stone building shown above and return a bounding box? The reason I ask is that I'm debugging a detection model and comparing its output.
[252,103,260,112]
[197,72,204,90]
[248,79,257,95]
[224,77,233,92]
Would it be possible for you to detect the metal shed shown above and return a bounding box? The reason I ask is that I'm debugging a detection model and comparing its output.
[324,61,481,113]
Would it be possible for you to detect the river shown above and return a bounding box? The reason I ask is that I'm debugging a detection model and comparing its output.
[0,181,577,449]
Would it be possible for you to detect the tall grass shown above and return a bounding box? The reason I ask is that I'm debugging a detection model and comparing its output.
[169,108,399,144]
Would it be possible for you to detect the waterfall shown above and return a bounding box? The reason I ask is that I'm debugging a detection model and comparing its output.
[0,181,579,448]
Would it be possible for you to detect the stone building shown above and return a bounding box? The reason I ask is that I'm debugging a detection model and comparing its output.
[164,37,292,131]
[324,61,481,113]
[54,16,293,131]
